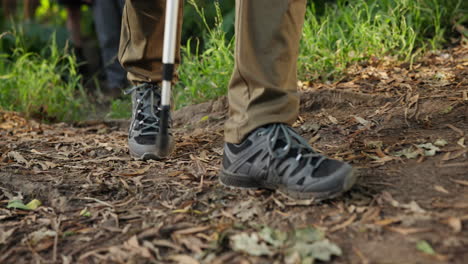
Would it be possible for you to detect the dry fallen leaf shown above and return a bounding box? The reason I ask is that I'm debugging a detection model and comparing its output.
[450,178,468,187]
[231,232,273,257]
[178,237,205,254]
[173,226,211,236]
[371,155,397,164]
[124,236,153,259]
[442,149,468,161]
[386,227,431,235]
[457,137,466,148]
[354,115,370,126]
[374,218,401,226]
[443,217,462,233]
[168,255,200,264]
[434,139,448,147]
[380,192,426,213]
[309,134,321,144]
[328,115,338,124]
[118,165,152,176]
[433,185,450,194]
[231,199,261,222]
[0,228,15,244]
[8,151,29,167]
[153,239,184,252]
[27,228,57,245]
[432,201,468,209]
[330,214,357,232]
[283,198,316,206]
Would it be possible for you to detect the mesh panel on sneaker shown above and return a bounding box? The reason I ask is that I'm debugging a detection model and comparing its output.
[227,139,253,154]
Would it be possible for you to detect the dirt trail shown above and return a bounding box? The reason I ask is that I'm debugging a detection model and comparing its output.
[0,45,467,264]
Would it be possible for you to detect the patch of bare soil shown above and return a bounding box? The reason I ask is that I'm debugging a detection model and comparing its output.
[0,44,467,264]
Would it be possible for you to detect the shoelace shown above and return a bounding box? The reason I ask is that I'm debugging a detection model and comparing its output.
[264,124,326,170]
[125,84,161,136]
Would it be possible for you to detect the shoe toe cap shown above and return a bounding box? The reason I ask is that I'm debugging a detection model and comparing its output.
[300,162,355,193]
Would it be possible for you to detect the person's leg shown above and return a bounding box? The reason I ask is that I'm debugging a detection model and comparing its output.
[225,0,304,143]
[220,0,356,200]
[66,6,83,48]
[24,0,40,20]
[60,2,88,74]
[2,0,16,19]
[119,0,183,84]
[92,0,127,91]
[118,0,183,159]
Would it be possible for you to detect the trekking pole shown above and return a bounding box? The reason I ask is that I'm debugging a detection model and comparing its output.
[159,0,180,150]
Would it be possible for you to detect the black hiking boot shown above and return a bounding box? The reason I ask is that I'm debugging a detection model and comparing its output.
[220,123,357,200]
[126,83,175,160]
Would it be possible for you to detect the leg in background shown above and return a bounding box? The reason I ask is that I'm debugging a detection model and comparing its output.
[118,0,182,159]
[66,6,83,48]
[2,0,17,19]
[92,0,127,91]
[24,0,40,20]
[119,0,183,84]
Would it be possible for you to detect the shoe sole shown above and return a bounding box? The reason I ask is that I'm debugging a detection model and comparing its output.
[219,169,358,202]
[129,147,174,161]
[128,136,175,160]
[131,152,164,161]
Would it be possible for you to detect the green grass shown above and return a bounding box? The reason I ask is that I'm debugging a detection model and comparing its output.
[298,0,466,80]
[106,99,132,120]
[173,0,465,108]
[175,0,234,109]
[0,28,89,122]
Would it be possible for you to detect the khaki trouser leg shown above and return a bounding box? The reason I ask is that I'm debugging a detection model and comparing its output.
[225,0,306,144]
[118,0,183,83]
[118,0,306,143]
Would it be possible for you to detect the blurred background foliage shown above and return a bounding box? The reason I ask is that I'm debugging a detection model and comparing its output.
[0,0,467,121]
[0,0,234,56]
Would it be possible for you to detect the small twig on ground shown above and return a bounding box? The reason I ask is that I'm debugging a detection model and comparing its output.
[82,197,114,207]
[353,246,370,264]
[445,124,465,137]
[436,162,468,168]
[330,214,357,233]
[52,216,62,262]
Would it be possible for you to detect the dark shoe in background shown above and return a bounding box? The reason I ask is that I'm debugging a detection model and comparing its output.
[99,81,128,102]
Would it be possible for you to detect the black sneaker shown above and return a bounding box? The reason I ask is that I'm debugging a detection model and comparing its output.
[220,123,357,200]
[126,83,175,160]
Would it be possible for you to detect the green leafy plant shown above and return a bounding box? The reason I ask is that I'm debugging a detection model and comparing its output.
[230,226,342,263]
[416,240,436,255]
[107,98,132,119]
[0,29,89,122]
[182,0,235,45]
[175,0,234,108]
